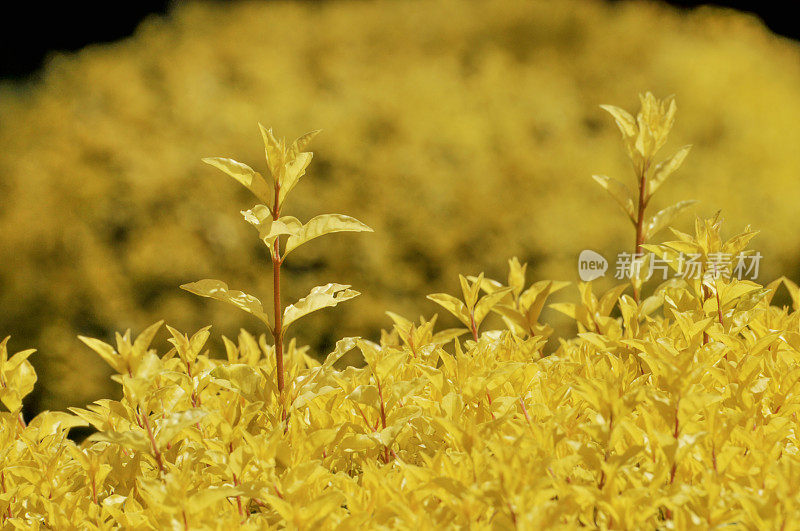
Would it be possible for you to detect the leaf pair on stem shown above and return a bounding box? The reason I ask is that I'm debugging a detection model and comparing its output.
[594,93,696,302]
[182,125,372,400]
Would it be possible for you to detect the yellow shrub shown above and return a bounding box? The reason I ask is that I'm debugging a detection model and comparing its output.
[3,226,800,527]
[3,0,800,417]
[3,90,800,527]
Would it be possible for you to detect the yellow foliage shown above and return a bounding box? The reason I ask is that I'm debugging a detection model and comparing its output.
[2,90,800,527]
[2,0,800,412]
[3,226,800,526]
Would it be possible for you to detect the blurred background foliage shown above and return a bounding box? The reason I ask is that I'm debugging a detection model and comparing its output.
[2,0,800,413]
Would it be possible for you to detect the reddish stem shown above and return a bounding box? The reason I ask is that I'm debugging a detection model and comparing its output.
[91,476,98,505]
[714,280,727,359]
[375,374,392,463]
[469,312,479,342]
[519,398,533,428]
[633,159,651,304]
[702,283,712,345]
[354,403,371,427]
[271,182,286,410]
[670,400,680,484]
[232,473,245,520]
[272,252,284,395]
[141,412,166,474]
[408,328,417,358]
[712,445,717,473]
[186,360,202,407]
[507,500,518,527]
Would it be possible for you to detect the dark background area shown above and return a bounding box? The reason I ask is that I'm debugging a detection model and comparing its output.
[0,1,795,80]
[0,2,172,79]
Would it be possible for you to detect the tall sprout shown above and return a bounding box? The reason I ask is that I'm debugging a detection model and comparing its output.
[594,92,695,302]
[182,126,372,405]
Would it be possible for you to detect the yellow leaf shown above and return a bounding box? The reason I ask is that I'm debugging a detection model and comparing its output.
[460,273,483,309]
[133,320,164,356]
[241,204,273,237]
[783,277,800,311]
[186,487,243,512]
[427,293,471,327]
[600,104,637,138]
[284,213,373,256]
[258,123,286,182]
[474,287,512,325]
[155,409,207,447]
[202,157,271,204]
[283,283,360,330]
[280,151,313,203]
[323,337,359,369]
[79,336,125,374]
[0,342,37,412]
[165,325,210,364]
[210,364,265,402]
[507,257,527,296]
[291,129,321,154]
[180,279,272,332]
[645,200,698,240]
[592,174,636,222]
[28,411,88,438]
[340,433,377,452]
[89,429,152,454]
[347,385,379,407]
[648,145,691,197]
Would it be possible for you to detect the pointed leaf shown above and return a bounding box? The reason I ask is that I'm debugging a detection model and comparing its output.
[210,364,265,402]
[187,487,244,512]
[3,348,36,372]
[155,409,208,446]
[284,214,373,256]
[292,130,321,153]
[258,123,285,181]
[431,328,469,345]
[474,287,512,325]
[385,311,413,335]
[783,277,800,312]
[0,356,36,412]
[202,157,271,204]
[241,205,273,236]
[524,281,558,328]
[133,321,164,357]
[323,337,359,369]
[347,385,379,407]
[492,305,528,333]
[600,104,637,138]
[263,216,303,241]
[280,151,313,203]
[181,279,272,332]
[507,257,527,297]
[592,175,635,221]
[89,429,152,454]
[648,145,691,197]
[459,274,482,309]
[427,293,471,327]
[645,200,698,240]
[283,283,360,330]
[79,336,124,374]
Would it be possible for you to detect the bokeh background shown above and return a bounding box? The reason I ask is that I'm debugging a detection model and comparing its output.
[2,0,799,416]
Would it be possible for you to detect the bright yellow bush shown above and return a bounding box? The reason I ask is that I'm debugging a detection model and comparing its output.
[3,93,800,528]
[3,0,800,419]
[4,223,800,527]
